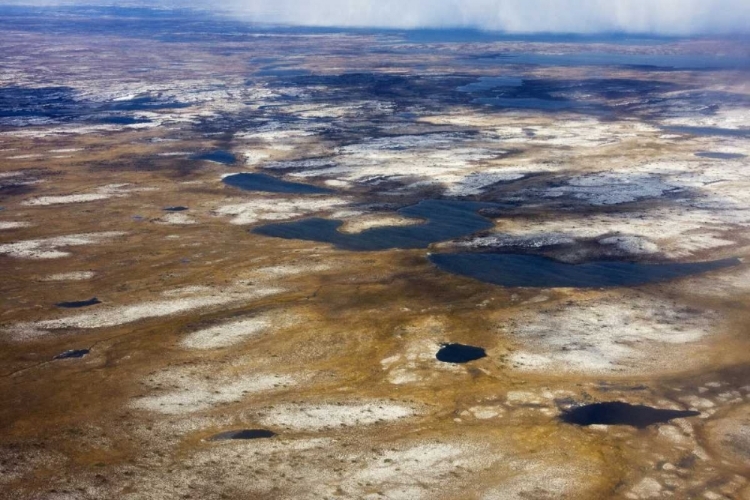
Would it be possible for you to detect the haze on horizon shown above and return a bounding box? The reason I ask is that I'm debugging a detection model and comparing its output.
[5,0,750,35]
[225,0,750,35]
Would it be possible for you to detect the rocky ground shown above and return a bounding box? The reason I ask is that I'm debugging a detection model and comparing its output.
[1,6,749,500]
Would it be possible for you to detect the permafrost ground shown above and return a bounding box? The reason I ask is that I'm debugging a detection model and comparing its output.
[1,6,750,500]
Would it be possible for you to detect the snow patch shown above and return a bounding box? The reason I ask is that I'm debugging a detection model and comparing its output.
[22,184,153,206]
[41,271,95,281]
[6,284,283,340]
[214,196,349,225]
[181,312,296,350]
[132,373,296,415]
[0,221,31,230]
[260,402,418,431]
[0,231,125,259]
[508,297,720,375]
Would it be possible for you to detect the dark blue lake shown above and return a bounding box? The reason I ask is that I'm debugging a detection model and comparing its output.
[429,253,741,288]
[253,200,496,251]
[224,173,332,194]
[562,402,700,428]
[193,150,237,165]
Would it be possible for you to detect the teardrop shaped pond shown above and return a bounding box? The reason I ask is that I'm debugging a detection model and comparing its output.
[561,402,700,428]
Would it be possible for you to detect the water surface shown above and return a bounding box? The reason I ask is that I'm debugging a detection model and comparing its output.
[54,349,90,360]
[457,77,524,92]
[436,343,487,363]
[561,402,700,428]
[224,173,332,194]
[664,126,750,138]
[429,253,740,288]
[99,115,151,125]
[253,200,496,251]
[209,429,276,441]
[56,297,101,308]
[695,151,747,160]
[193,150,237,165]
[479,52,750,71]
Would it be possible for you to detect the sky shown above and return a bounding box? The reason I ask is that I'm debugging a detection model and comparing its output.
[222,0,750,34]
[7,0,750,35]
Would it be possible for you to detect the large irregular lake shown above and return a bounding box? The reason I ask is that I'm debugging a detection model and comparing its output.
[253,200,496,250]
[254,199,740,287]
[429,253,741,288]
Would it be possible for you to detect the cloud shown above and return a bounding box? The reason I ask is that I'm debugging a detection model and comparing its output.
[223,0,750,35]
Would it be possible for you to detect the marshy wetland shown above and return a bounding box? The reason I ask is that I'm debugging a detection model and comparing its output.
[1,5,750,500]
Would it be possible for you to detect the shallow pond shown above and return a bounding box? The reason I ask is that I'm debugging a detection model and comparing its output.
[209,429,276,441]
[56,297,101,308]
[54,349,90,360]
[664,126,750,138]
[695,151,747,160]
